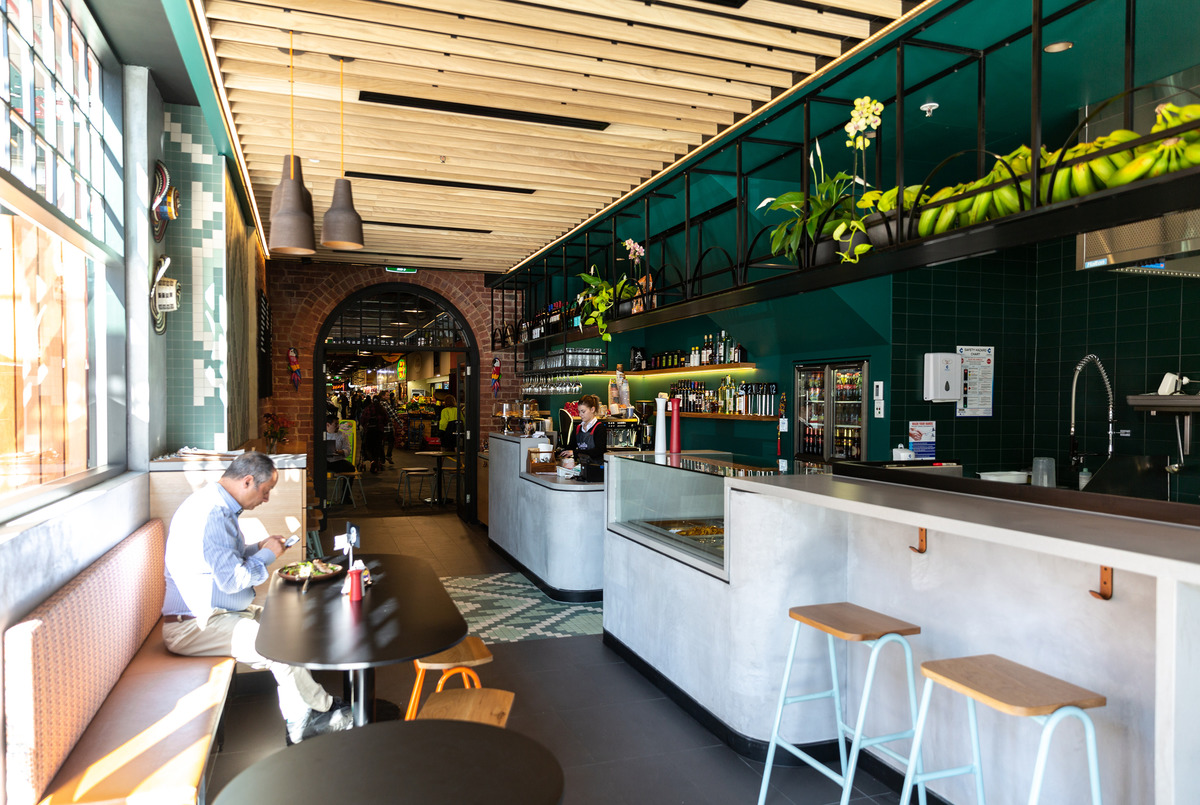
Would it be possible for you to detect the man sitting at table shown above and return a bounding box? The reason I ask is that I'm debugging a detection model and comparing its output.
[161,451,353,744]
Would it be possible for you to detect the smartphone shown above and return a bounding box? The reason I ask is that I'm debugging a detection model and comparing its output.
[283,534,300,549]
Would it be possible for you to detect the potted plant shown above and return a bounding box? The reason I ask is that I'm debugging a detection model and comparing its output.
[759,96,884,266]
[262,412,295,453]
[576,265,637,342]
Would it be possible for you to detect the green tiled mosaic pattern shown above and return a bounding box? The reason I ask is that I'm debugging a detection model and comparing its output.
[440,573,602,643]
[163,105,228,450]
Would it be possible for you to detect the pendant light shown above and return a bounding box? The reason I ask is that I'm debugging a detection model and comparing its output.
[321,56,364,250]
[268,31,316,256]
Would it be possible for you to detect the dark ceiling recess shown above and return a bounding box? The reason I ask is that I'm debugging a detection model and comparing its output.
[358,91,611,131]
[346,171,536,195]
[363,220,493,235]
[671,0,751,9]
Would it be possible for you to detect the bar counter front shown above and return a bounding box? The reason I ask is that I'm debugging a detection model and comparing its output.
[487,433,604,601]
[602,453,1198,805]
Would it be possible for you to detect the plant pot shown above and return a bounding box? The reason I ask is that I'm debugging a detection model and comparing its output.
[811,236,836,267]
[837,227,871,259]
[865,210,919,247]
[617,300,634,316]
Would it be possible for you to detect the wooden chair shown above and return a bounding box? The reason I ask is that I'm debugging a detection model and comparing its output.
[405,636,494,719]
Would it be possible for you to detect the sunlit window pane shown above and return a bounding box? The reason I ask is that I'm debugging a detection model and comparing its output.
[50,0,64,81]
[8,26,29,120]
[8,0,31,46]
[31,55,46,139]
[53,80,68,160]
[29,0,46,59]
[10,111,32,186]
[89,123,100,193]
[0,210,92,492]
[33,134,47,198]
[54,153,69,213]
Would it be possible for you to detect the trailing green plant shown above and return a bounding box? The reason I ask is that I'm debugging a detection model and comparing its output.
[576,265,637,342]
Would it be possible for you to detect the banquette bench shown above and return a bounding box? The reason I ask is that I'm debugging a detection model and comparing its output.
[4,519,235,805]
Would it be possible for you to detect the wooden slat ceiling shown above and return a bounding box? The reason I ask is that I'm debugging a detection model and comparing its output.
[203,0,906,272]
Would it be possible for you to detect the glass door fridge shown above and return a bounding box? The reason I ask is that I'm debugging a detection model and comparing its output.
[794,360,868,464]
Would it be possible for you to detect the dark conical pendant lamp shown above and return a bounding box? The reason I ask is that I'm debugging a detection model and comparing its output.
[268,32,315,256]
[322,56,364,250]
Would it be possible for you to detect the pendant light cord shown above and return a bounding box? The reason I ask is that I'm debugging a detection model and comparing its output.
[339,57,345,176]
[289,31,294,180]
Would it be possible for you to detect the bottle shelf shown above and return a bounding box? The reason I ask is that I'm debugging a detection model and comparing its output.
[677,412,778,422]
[627,362,756,378]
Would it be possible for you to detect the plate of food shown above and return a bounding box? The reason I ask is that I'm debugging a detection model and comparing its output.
[278,559,345,582]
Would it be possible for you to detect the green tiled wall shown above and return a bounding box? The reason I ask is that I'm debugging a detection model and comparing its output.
[163,104,229,450]
[1034,239,1200,502]
[890,249,1037,475]
[893,238,1200,502]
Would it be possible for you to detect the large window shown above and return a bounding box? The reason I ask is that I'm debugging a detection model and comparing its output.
[3,0,108,238]
[0,208,91,494]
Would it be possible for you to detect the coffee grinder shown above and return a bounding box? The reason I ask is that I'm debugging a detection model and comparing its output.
[634,400,656,449]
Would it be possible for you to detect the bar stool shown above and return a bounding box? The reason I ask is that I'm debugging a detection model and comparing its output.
[397,468,435,507]
[899,654,1105,805]
[758,602,927,805]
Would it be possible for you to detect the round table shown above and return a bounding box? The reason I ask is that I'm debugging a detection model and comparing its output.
[212,720,563,805]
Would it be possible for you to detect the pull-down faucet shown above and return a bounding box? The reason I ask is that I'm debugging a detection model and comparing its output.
[1069,354,1114,470]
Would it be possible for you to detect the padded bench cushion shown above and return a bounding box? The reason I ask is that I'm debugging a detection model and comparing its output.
[5,520,168,805]
[38,624,234,805]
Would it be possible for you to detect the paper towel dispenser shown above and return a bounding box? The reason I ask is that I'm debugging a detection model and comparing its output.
[923,353,960,402]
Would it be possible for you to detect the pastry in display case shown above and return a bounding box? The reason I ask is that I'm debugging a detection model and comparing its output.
[607,452,788,579]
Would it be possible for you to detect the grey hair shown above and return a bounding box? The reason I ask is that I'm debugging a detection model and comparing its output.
[223,451,277,485]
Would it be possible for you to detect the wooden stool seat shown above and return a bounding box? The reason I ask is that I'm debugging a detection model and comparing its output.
[417,636,493,671]
[789,602,921,642]
[415,688,515,728]
[921,654,1106,717]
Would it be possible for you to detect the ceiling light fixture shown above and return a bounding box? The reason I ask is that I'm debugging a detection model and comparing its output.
[1043,41,1074,53]
[321,56,364,251]
[268,31,315,256]
[920,102,939,117]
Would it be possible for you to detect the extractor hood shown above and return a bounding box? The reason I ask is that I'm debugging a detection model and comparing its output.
[1077,207,1200,277]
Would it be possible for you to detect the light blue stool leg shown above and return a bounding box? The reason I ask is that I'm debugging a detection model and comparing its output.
[967,697,986,805]
[758,620,803,805]
[827,632,848,779]
[900,678,935,805]
[1028,706,1102,805]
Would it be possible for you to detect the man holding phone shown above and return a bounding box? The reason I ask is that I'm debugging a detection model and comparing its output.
[161,451,352,744]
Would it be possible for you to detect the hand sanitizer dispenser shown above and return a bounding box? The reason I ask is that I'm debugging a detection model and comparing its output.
[923,353,960,402]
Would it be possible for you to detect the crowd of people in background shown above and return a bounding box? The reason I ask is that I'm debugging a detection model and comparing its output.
[324,388,458,476]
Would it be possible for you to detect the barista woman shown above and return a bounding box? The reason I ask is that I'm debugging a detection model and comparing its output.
[559,394,607,467]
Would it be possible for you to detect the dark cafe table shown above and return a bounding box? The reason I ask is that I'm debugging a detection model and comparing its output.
[255,553,467,727]
[212,720,564,805]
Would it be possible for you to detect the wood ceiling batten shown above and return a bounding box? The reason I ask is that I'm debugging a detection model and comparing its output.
[205,0,898,271]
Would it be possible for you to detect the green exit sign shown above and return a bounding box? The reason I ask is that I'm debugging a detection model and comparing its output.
[385,266,418,274]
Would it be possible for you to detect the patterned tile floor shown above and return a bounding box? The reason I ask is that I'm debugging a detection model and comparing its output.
[441,572,603,643]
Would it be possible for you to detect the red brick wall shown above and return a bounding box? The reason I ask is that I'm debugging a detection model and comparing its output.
[260,262,521,475]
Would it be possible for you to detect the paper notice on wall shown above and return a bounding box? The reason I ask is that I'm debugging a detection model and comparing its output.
[908,421,936,459]
[956,345,995,417]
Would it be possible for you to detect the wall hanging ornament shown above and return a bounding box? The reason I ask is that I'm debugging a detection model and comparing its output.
[288,347,302,391]
[150,161,181,242]
[491,356,502,398]
[149,255,178,335]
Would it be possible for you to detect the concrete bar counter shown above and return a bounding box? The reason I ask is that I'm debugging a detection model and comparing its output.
[487,433,604,601]
[604,462,1198,804]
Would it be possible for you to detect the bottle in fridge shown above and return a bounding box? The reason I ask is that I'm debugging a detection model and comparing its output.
[794,360,868,462]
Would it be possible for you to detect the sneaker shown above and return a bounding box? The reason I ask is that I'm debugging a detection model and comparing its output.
[286,704,354,745]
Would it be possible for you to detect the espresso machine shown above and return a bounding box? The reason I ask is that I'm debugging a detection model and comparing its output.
[634,400,656,450]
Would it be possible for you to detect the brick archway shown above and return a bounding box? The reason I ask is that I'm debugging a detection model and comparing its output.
[262,263,519,498]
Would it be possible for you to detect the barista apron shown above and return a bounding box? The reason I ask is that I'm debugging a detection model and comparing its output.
[575,419,599,459]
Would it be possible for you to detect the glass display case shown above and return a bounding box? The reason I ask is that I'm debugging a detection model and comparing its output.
[607,452,789,579]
